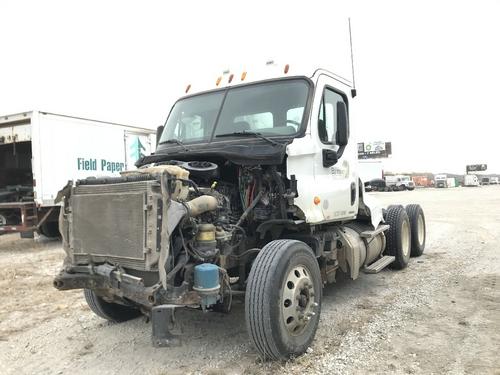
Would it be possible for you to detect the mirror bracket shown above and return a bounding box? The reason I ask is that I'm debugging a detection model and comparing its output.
[322,149,338,167]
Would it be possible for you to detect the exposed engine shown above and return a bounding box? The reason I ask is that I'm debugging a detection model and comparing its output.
[57,158,300,313]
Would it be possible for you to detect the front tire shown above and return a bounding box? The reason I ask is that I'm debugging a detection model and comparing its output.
[405,204,426,257]
[245,240,322,360]
[385,206,411,269]
[84,289,141,322]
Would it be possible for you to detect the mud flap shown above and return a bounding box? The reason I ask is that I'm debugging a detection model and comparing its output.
[151,305,182,347]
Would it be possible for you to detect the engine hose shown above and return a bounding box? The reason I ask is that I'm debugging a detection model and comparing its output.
[269,166,287,219]
[234,190,264,228]
[165,251,188,281]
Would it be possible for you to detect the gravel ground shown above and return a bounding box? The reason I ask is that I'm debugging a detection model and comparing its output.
[0,186,499,374]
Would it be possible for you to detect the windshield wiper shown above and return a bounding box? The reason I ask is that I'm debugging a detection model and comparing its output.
[216,131,283,146]
[160,139,189,151]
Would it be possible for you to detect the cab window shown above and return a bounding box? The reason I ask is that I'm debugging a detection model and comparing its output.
[318,88,347,144]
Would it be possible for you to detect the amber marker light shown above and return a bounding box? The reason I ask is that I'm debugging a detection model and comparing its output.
[241,71,247,81]
[284,64,290,74]
[185,84,191,93]
[228,74,234,83]
[216,76,222,86]
[314,196,321,205]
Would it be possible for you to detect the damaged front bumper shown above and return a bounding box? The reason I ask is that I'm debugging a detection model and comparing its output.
[54,263,202,308]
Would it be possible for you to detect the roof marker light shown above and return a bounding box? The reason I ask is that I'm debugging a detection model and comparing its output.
[241,71,247,81]
[313,196,321,205]
[216,76,222,86]
[185,84,191,93]
[228,74,234,83]
[284,64,290,74]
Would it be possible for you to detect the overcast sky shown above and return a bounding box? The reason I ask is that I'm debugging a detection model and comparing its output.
[1,0,499,174]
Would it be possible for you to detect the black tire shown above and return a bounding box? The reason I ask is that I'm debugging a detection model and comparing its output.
[39,221,60,238]
[245,240,322,360]
[405,204,426,257]
[84,289,141,322]
[385,206,411,269]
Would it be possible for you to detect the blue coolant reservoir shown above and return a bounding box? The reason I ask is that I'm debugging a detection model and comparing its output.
[194,263,220,291]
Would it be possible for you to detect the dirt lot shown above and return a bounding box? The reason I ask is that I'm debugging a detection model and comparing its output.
[1,187,499,374]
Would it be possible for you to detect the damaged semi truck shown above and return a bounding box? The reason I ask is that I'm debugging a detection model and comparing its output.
[54,66,427,360]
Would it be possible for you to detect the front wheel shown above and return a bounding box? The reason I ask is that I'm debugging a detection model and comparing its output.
[245,240,322,360]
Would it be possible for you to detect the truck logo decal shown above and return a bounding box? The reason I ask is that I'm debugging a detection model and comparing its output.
[130,137,146,162]
[77,158,125,173]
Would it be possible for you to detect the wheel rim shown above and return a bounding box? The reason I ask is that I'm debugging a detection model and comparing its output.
[281,265,317,336]
[401,220,410,257]
[417,214,425,245]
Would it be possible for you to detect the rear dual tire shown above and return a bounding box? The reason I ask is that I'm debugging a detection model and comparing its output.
[405,204,426,257]
[385,206,411,269]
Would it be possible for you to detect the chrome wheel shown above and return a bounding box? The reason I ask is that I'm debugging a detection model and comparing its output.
[401,219,410,258]
[417,215,425,245]
[281,265,317,336]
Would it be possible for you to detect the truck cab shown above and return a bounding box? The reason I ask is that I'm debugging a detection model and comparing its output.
[153,69,359,224]
[435,174,448,188]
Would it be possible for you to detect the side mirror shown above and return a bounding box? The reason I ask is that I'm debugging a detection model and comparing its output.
[335,101,349,146]
[156,125,164,146]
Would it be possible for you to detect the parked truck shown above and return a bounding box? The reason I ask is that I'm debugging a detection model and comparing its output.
[464,174,480,187]
[385,174,415,191]
[435,174,448,188]
[54,66,427,360]
[0,111,155,237]
[412,175,432,187]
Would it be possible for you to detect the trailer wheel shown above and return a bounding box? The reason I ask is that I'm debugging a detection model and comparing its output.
[405,204,426,257]
[245,240,321,360]
[385,206,411,269]
[84,289,141,322]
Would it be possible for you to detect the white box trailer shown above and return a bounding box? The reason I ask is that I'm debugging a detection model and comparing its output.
[0,111,156,236]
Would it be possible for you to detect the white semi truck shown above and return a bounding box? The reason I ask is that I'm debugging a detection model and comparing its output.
[435,174,448,188]
[0,111,156,237]
[385,174,415,191]
[54,66,427,360]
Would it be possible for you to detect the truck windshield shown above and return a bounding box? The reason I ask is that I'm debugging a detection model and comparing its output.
[159,79,310,144]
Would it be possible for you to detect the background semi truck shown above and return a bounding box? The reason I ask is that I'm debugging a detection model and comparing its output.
[0,111,155,237]
[435,174,448,188]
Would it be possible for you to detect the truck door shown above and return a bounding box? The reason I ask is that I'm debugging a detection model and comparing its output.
[312,74,358,222]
